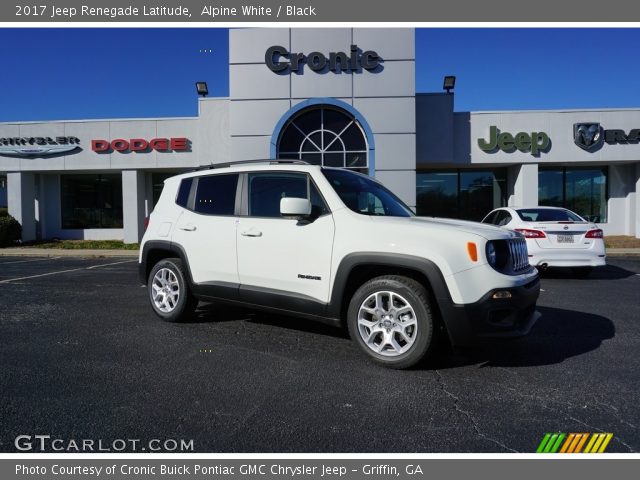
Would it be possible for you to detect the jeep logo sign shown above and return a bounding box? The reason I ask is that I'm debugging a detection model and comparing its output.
[265,45,381,74]
[478,126,550,156]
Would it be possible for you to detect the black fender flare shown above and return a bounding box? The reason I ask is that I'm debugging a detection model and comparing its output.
[138,240,194,286]
[327,252,454,319]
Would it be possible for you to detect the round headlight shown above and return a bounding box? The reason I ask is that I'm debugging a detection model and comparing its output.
[486,241,497,267]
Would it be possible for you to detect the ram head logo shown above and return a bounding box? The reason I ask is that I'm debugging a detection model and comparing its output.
[574,123,603,151]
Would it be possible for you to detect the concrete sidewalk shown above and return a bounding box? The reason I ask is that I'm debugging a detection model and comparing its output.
[1,247,639,258]
[0,248,139,257]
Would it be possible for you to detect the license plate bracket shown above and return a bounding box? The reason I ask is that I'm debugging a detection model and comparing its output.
[557,234,574,243]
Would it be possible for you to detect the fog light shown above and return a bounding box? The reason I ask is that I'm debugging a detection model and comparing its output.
[492,291,512,299]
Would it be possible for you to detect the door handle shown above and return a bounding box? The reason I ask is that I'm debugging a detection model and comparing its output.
[179,224,197,232]
[241,229,262,237]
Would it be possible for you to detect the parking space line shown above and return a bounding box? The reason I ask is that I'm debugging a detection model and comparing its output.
[0,257,62,265]
[0,259,136,284]
[85,259,137,270]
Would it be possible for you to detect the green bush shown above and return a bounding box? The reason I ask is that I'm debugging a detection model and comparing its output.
[0,214,22,247]
[0,208,8,217]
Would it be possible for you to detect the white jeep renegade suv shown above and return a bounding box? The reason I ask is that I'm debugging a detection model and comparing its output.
[139,160,540,369]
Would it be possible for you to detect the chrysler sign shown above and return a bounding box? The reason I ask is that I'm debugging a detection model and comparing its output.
[0,136,80,157]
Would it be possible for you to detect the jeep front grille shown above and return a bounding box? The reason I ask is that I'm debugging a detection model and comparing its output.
[508,237,530,272]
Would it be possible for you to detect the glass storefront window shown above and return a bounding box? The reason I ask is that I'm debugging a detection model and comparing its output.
[417,169,507,221]
[61,174,123,229]
[460,170,507,222]
[416,172,458,218]
[0,175,7,208]
[539,167,608,222]
[537,169,563,207]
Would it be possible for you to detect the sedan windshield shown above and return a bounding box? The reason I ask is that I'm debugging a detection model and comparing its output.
[516,208,585,222]
[322,168,413,217]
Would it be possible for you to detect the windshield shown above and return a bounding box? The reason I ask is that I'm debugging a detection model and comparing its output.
[322,169,413,217]
[516,208,585,222]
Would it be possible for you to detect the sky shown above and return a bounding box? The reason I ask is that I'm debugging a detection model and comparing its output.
[0,27,638,122]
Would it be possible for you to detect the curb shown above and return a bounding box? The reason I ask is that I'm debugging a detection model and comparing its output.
[0,248,138,258]
[606,248,640,256]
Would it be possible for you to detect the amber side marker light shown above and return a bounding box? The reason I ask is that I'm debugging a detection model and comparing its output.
[467,242,478,262]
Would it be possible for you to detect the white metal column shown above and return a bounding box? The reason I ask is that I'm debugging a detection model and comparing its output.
[508,163,538,207]
[122,170,146,244]
[7,172,36,241]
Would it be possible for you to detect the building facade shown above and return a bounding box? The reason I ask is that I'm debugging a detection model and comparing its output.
[1,28,639,243]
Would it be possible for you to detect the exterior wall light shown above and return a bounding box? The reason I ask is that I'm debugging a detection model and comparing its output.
[195,82,209,97]
[443,75,456,93]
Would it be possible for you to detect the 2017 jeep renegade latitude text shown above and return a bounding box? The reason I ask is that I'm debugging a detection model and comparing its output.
[139,161,540,369]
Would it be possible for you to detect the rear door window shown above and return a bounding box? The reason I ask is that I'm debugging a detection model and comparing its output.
[193,174,238,215]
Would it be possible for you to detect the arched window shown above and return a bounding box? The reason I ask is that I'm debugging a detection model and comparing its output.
[277,105,368,172]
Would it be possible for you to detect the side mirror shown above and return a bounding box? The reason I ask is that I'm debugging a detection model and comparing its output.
[280,197,311,219]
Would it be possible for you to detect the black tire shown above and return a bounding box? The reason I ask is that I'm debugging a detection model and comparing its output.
[147,258,198,322]
[572,266,593,278]
[347,275,435,369]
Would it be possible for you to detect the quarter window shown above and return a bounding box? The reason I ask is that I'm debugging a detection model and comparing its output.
[494,210,512,226]
[175,177,193,208]
[194,174,238,216]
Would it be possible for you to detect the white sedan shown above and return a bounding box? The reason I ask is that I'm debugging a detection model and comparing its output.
[481,206,606,276]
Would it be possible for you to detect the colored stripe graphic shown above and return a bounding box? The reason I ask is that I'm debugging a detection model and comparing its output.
[544,433,559,453]
[569,433,589,453]
[584,433,599,453]
[538,433,613,453]
[574,433,590,453]
[559,433,575,453]
[550,433,566,453]
[537,433,566,453]
[598,433,614,453]
[536,433,552,453]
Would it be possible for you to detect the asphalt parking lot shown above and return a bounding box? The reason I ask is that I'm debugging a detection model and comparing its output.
[0,255,638,453]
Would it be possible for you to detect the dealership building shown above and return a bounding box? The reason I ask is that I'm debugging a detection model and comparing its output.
[1,28,639,243]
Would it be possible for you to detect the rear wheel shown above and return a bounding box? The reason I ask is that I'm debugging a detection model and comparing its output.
[347,275,435,369]
[148,258,198,322]
[572,266,593,278]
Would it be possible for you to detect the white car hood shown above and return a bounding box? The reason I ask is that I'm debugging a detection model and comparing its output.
[368,215,519,240]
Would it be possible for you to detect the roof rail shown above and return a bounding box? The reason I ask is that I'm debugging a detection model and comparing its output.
[197,159,310,170]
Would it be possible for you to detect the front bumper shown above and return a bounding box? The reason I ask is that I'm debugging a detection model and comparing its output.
[529,251,606,268]
[438,276,541,347]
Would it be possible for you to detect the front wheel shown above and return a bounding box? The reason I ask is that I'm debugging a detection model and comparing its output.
[347,275,435,369]
[148,258,198,322]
